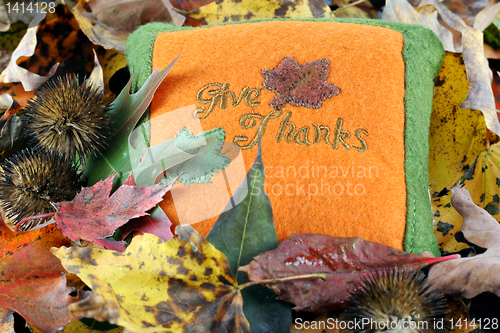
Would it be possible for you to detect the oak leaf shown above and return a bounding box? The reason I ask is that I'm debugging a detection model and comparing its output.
[428,186,500,298]
[0,219,83,332]
[52,225,251,332]
[240,235,456,313]
[54,174,173,251]
[262,56,340,110]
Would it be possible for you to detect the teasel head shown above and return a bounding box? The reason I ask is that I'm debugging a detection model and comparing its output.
[341,266,448,333]
[0,147,85,231]
[23,75,111,159]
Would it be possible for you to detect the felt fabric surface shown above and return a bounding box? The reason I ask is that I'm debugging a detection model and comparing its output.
[125,19,444,256]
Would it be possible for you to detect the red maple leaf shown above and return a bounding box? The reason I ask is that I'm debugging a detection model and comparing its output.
[0,219,84,332]
[262,56,340,110]
[118,175,173,242]
[53,174,173,251]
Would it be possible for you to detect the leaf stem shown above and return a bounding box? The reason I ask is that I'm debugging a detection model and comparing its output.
[15,212,56,232]
[238,273,327,291]
[487,128,491,150]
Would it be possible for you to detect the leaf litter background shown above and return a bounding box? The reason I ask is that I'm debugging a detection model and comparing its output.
[1,0,500,332]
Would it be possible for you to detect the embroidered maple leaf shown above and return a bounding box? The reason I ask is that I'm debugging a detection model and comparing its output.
[262,56,340,109]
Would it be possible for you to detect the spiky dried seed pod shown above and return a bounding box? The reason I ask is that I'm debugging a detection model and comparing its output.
[0,148,85,231]
[341,267,448,333]
[24,75,111,159]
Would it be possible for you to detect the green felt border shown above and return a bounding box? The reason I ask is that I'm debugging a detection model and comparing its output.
[125,18,443,256]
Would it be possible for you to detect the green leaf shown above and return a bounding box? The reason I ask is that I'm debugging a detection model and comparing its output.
[206,138,291,333]
[83,53,181,185]
[163,127,230,185]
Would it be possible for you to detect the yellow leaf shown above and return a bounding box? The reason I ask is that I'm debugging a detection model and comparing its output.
[429,52,487,194]
[434,0,500,136]
[52,226,251,333]
[429,52,488,253]
[184,0,331,25]
[97,48,127,95]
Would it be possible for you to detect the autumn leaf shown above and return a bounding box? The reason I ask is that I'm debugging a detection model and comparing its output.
[0,308,14,333]
[262,56,340,110]
[240,235,458,313]
[83,54,183,185]
[429,52,489,253]
[0,13,58,90]
[52,225,251,332]
[178,0,332,25]
[118,175,173,242]
[428,186,500,299]
[433,141,500,254]
[53,173,174,251]
[169,0,215,26]
[70,0,184,52]
[0,219,83,332]
[206,138,292,332]
[383,0,500,136]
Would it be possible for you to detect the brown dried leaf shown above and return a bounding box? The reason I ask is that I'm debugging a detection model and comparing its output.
[428,186,500,299]
[240,235,455,313]
[434,0,500,136]
[383,0,500,136]
[71,0,184,52]
[382,0,455,50]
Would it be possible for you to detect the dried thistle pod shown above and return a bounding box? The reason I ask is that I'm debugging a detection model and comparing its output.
[341,267,448,333]
[24,75,111,159]
[0,148,85,231]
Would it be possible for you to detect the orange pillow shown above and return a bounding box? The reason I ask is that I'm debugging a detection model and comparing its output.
[126,19,444,255]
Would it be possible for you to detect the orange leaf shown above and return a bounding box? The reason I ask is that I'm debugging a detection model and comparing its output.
[0,218,83,332]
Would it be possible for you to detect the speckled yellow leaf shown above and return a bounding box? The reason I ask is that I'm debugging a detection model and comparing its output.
[97,48,127,95]
[184,0,331,25]
[52,225,251,333]
[429,52,489,253]
[435,142,500,253]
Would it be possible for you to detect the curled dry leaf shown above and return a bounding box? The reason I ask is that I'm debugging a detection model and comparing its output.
[240,235,457,313]
[383,0,500,136]
[53,174,174,251]
[0,13,58,91]
[428,186,500,299]
[70,0,184,52]
[52,225,251,332]
[434,0,500,136]
[382,0,455,50]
